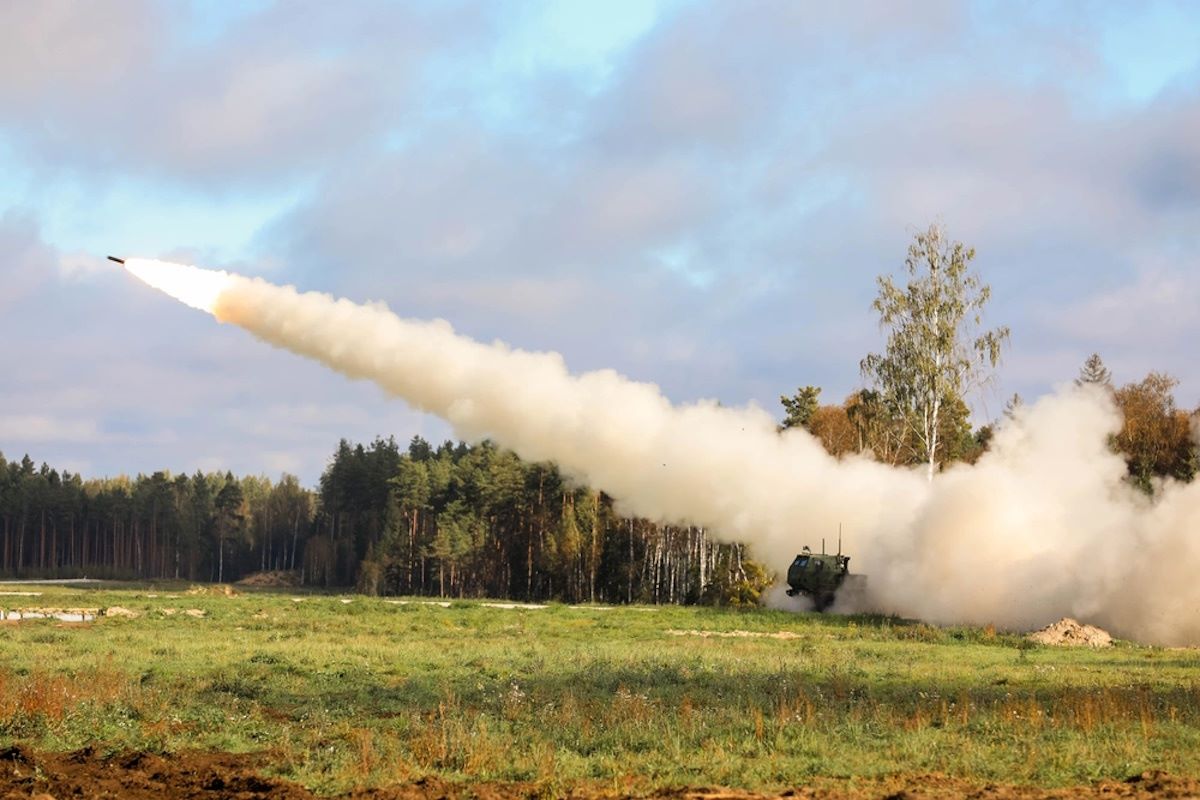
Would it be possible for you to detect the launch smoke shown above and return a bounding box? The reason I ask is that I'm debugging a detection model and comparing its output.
[124,258,1200,645]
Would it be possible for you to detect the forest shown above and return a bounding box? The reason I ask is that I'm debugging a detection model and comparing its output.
[3,228,1196,600]
[1,354,1194,601]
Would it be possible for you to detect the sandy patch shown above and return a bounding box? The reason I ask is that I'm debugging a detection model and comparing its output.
[384,600,452,608]
[189,584,238,597]
[666,629,802,640]
[1,607,98,622]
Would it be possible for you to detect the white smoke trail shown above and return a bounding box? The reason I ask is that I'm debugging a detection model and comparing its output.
[124,258,1200,645]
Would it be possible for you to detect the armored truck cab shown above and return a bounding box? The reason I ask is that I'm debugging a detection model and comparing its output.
[785,546,856,611]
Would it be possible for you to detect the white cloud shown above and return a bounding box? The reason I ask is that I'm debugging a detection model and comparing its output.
[1056,269,1200,345]
[0,414,102,444]
[3,0,1200,482]
[0,2,489,184]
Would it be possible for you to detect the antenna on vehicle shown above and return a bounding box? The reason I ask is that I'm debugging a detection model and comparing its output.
[838,523,842,556]
[822,537,825,554]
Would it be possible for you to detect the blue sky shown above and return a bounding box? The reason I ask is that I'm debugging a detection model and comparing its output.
[1,0,1198,483]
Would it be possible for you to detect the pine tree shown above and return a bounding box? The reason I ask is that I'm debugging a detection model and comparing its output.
[1076,353,1112,387]
[779,386,822,431]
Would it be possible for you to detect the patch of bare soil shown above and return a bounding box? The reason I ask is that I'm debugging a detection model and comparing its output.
[0,607,98,622]
[664,772,1200,799]
[189,584,239,597]
[2,747,1197,800]
[0,746,311,800]
[1027,617,1113,647]
[666,629,802,640]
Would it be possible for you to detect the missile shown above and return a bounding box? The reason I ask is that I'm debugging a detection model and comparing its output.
[107,255,125,265]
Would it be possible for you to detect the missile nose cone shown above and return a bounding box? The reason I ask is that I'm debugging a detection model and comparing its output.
[107,255,125,265]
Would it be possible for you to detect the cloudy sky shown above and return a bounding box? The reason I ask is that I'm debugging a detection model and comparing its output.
[1,0,1197,483]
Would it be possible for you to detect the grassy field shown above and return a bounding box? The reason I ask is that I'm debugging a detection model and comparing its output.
[1,583,1198,794]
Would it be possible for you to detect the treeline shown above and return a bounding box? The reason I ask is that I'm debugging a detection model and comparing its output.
[0,440,768,604]
[1,357,1194,594]
[781,353,1198,490]
[311,436,766,603]
[0,459,311,582]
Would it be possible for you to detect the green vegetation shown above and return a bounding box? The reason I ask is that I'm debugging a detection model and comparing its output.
[861,223,1010,481]
[0,443,768,607]
[3,353,1193,602]
[1,227,1195,602]
[2,584,1199,793]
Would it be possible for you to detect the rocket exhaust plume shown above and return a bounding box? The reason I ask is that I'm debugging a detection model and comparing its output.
[122,258,233,313]
[123,258,1200,645]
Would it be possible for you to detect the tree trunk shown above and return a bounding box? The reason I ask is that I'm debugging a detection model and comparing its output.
[291,512,301,572]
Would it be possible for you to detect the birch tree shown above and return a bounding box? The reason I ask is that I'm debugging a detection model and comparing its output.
[861,223,1009,480]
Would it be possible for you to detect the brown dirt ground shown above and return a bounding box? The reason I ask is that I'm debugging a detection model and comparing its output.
[2,746,1198,800]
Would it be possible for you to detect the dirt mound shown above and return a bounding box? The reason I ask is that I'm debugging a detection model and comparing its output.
[2,746,1198,799]
[236,571,302,588]
[1027,617,1113,647]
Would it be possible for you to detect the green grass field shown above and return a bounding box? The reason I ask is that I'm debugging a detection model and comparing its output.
[1,583,1198,794]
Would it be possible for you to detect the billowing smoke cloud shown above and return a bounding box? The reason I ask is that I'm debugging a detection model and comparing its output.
[127,259,1200,645]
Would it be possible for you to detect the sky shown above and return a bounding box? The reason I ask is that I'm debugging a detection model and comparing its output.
[1,0,1198,485]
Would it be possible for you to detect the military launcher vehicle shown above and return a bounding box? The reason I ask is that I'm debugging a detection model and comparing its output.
[785,541,865,611]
